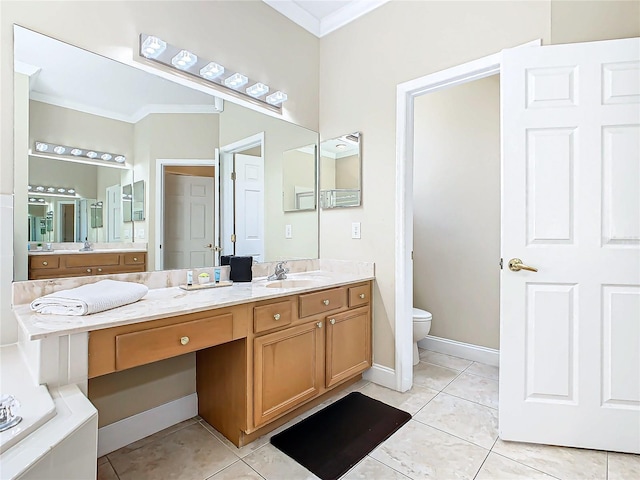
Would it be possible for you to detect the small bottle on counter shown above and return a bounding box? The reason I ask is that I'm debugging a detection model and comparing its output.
[187,270,193,286]
[214,267,221,283]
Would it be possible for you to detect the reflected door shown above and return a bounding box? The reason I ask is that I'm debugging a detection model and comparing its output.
[106,184,122,242]
[164,173,215,269]
[500,37,640,453]
[234,153,264,262]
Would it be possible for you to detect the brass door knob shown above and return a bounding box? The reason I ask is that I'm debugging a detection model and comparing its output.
[273,313,281,321]
[508,258,538,272]
[180,336,190,345]
[323,299,330,306]
[359,293,365,299]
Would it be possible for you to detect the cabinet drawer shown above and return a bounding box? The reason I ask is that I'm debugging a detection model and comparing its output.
[65,253,120,267]
[348,284,370,307]
[115,313,233,370]
[299,287,346,318]
[254,300,293,334]
[30,255,59,269]
[124,253,146,265]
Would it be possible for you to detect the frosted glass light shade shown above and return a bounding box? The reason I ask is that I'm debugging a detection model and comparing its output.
[71,148,83,156]
[35,142,48,152]
[114,155,126,163]
[171,50,198,70]
[101,154,112,161]
[141,36,167,59]
[200,62,225,80]
[246,82,269,98]
[224,73,248,89]
[53,146,66,154]
[86,151,98,159]
[266,91,288,105]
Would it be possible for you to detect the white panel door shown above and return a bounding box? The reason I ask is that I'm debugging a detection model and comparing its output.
[234,153,265,262]
[105,184,122,243]
[163,173,215,269]
[501,38,640,453]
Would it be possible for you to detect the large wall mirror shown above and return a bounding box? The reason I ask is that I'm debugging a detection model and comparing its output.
[320,132,361,208]
[13,26,319,280]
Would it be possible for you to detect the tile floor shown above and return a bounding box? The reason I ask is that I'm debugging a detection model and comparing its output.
[98,349,640,480]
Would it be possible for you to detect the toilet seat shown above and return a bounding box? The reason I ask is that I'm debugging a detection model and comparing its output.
[413,308,432,321]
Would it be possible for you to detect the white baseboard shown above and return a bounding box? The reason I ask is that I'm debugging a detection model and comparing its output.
[363,363,397,390]
[418,335,499,367]
[97,393,198,457]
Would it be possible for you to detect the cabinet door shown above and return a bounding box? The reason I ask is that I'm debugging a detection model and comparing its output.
[253,321,324,427]
[325,306,371,388]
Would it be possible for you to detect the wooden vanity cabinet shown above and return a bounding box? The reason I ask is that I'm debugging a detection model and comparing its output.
[250,282,372,432]
[29,252,147,280]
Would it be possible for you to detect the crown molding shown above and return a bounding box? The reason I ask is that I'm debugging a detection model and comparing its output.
[263,0,321,37]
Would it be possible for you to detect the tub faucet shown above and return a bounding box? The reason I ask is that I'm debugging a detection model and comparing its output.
[267,261,289,281]
[0,394,22,432]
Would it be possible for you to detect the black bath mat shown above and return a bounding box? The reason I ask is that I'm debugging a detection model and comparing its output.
[270,392,411,480]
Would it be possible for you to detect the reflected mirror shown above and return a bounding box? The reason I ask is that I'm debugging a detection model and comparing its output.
[13,26,319,280]
[283,144,317,212]
[320,132,361,208]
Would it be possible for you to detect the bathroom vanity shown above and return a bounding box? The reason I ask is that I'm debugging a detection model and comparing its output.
[28,250,147,280]
[13,263,374,449]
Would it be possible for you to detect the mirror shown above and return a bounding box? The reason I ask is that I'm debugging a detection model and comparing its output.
[320,132,362,208]
[283,144,317,212]
[13,26,319,279]
[122,184,133,223]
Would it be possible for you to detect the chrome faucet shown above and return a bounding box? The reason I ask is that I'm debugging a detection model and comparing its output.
[267,261,289,281]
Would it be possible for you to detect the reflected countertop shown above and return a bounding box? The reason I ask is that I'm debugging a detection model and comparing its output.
[28,248,147,256]
[14,262,375,341]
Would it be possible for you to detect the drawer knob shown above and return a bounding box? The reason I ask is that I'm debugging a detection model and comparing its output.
[330,318,336,325]
[273,313,281,321]
[86,268,92,273]
[42,261,48,266]
[180,336,190,345]
[316,322,323,328]
[359,293,366,299]
[98,268,103,272]
[133,257,138,261]
[323,299,330,306]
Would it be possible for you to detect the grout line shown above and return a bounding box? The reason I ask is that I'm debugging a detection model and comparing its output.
[411,418,496,452]
[488,452,564,480]
[106,456,121,480]
[472,447,492,480]
[435,390,499,411]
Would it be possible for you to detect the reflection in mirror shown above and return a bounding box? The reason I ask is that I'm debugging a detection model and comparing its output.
[320,132,361,208]
[122,184,133,223]
[14,26,319,280]
[133,180,145,221]
[282,144,317,212]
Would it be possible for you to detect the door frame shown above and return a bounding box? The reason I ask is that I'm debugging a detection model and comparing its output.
[154,158,218,271]
[219,132,265,257]
[393,40,540,392]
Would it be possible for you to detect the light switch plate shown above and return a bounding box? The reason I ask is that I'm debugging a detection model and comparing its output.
[137,228,145,239]
[351,222,361,239]
[285,224,292,239]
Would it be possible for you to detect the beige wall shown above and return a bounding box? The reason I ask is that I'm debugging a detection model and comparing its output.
[335,154,359,190]
[282,147,316,211]
[413,75,500,349]
[319,0,640,368]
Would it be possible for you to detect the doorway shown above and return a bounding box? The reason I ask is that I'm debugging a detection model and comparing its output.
[155,159,219,271]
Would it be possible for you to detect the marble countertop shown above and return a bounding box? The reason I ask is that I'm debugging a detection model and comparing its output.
[28,248,147,256]
[14,270,374,341]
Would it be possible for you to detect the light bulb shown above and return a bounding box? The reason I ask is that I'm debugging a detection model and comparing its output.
[35,142,48,152]
[171,50,198,70]
[71,148,82,156]
[224,73,248,89]
[141,36,167,59]
[86,151,98,159]
[35,186,45,192]
[266,91,288,105]
[200,62,225,80]
[53,146,66,154]
[101,154,112,161]
[246,82,269,98]
[114,156,126,163]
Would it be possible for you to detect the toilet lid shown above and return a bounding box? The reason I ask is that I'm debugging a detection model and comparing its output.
[413,308,432,320]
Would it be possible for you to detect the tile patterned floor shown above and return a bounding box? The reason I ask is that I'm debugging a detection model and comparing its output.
[98,349,640,479]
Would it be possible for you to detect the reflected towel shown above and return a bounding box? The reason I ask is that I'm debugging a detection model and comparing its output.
[30,280,148,316]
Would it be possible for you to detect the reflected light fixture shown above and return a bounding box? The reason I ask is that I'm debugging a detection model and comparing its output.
[33,141,127,166]
[139,33,287,110]
[28,184,78,199]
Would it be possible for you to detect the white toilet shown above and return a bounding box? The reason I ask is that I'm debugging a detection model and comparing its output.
[413,308,432,365]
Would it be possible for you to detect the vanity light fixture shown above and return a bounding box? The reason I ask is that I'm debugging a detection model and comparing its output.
[266,91,288,106]
[171,50,198,70]
[246,82,269,98]
[335,144,347,150]
[28,184,78,200]
[140,35,167,59]
[139,33,288,111]
[33,142,127,166]
[224,72,248,89]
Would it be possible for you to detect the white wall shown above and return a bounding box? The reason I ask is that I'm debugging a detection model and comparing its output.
[413,75,500,349]
[319,0,640,369]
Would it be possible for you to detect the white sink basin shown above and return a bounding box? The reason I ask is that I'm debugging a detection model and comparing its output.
[265,279,325,289]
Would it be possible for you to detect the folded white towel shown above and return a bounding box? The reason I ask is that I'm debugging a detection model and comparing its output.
[30,280,149,316]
